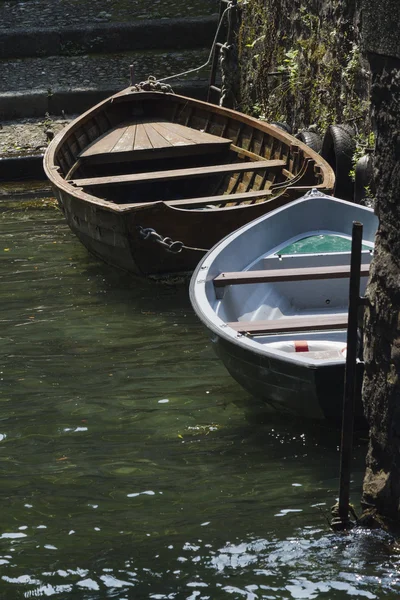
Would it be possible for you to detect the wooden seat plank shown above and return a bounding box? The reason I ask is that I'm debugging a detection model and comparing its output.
[228,314,349,335]
[119,189,273,211]
[214,264,370,287]
[70,159,286,189]
[166,189,272,208]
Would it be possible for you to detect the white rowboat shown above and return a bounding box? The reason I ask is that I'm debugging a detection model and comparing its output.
[190,190,378,422]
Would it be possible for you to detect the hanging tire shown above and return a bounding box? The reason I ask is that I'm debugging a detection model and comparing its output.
[354,152,375,205]
[321,124,356,201]
[271,121,292,134]
[295,130,322,153]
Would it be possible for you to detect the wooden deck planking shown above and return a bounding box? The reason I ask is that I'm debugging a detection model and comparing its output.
[161,121,231,145]
[78,119,232,160]
[71,159,286,188]
[142,122,173,149]
[112,124,137,153]
[151,121,194,146]
[79,123,131,158]
[75,140,232,167]
[134,123,152,151]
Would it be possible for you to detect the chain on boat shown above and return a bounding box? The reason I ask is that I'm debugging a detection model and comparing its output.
[137,226,209,254]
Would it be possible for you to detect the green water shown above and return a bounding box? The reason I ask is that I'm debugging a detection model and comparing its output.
[279,234,371,255]
[0,199,399,599]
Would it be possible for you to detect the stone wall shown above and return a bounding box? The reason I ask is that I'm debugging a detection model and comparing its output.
[360,0,400,521]
[237,0,370,137]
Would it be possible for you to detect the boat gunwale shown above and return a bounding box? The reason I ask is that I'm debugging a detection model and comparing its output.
[43,89,335,214]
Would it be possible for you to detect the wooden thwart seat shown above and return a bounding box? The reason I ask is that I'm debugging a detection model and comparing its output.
[70,159,286,189]
[120,189,273,210]
[228,313,349,336]
[214,264,370,288]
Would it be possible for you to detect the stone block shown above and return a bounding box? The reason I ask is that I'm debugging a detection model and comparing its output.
[362,0,400,60]
[0,91,48,120]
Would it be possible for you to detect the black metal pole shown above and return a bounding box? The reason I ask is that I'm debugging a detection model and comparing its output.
[336,221,363,529]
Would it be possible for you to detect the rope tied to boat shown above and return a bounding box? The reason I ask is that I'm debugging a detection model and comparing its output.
[137,226,208,254]
[131,75,174,94]
[154,1,236,84]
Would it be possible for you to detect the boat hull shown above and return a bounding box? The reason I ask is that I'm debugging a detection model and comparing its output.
[44,89,335,277]
[212,332,364,423]
[55,185,302,276]
[189,193,378,423]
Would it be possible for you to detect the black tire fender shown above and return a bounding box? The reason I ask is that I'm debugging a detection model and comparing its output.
[270,121,292,134]
[321,124,356,201]
[354,152,375,204]
[295,130,322,153]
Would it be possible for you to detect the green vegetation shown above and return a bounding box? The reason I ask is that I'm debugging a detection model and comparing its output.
[237,0,371,138]
[349,131,375,181]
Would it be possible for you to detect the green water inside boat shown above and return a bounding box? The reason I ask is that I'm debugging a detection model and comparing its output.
[278,234,371,255]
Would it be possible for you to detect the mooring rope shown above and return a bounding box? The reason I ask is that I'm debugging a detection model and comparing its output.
[157,1,235,84]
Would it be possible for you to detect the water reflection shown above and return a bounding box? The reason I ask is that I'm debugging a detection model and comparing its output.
[0,200,399,599]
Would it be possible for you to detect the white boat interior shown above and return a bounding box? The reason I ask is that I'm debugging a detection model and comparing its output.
[193,192,379,367]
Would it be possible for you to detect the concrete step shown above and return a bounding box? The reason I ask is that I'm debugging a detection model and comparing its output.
[0,48,211,119]
[0,0,219,30]
[0,16,219,59]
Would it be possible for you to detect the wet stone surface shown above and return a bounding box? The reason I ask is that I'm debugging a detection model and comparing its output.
[0,0,216,155]
[1,49,210,95]
[0,117,71,157]
[0,46,209,157]
[0,0,219,29]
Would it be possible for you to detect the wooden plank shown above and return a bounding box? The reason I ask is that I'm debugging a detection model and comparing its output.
[151,121,194,146]
[70,159,286,189]
[77,139,232,167]
[214,264,370,288]
[79,119,232,161]
[230,144,267,161]
[79,123,130,158]
[120,189,273,211]
[143,122,173,149]
[227,314,349,335]
[162,121,231,145]
[112,123,137,153]
[134,123,152,150]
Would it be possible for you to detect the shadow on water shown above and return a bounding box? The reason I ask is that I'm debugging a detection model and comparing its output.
[1,201,399,599]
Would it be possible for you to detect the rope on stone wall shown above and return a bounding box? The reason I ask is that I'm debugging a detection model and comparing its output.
[219,41,237,107]
[156,1,236,84]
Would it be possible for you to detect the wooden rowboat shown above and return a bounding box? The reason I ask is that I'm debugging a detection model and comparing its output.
[44,88,335,277]
[190,191,378,422]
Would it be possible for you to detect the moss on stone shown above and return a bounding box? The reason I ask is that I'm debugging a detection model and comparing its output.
[237,0,372,138]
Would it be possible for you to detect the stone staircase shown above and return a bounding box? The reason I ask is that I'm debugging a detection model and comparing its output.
[0,0,219,120]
